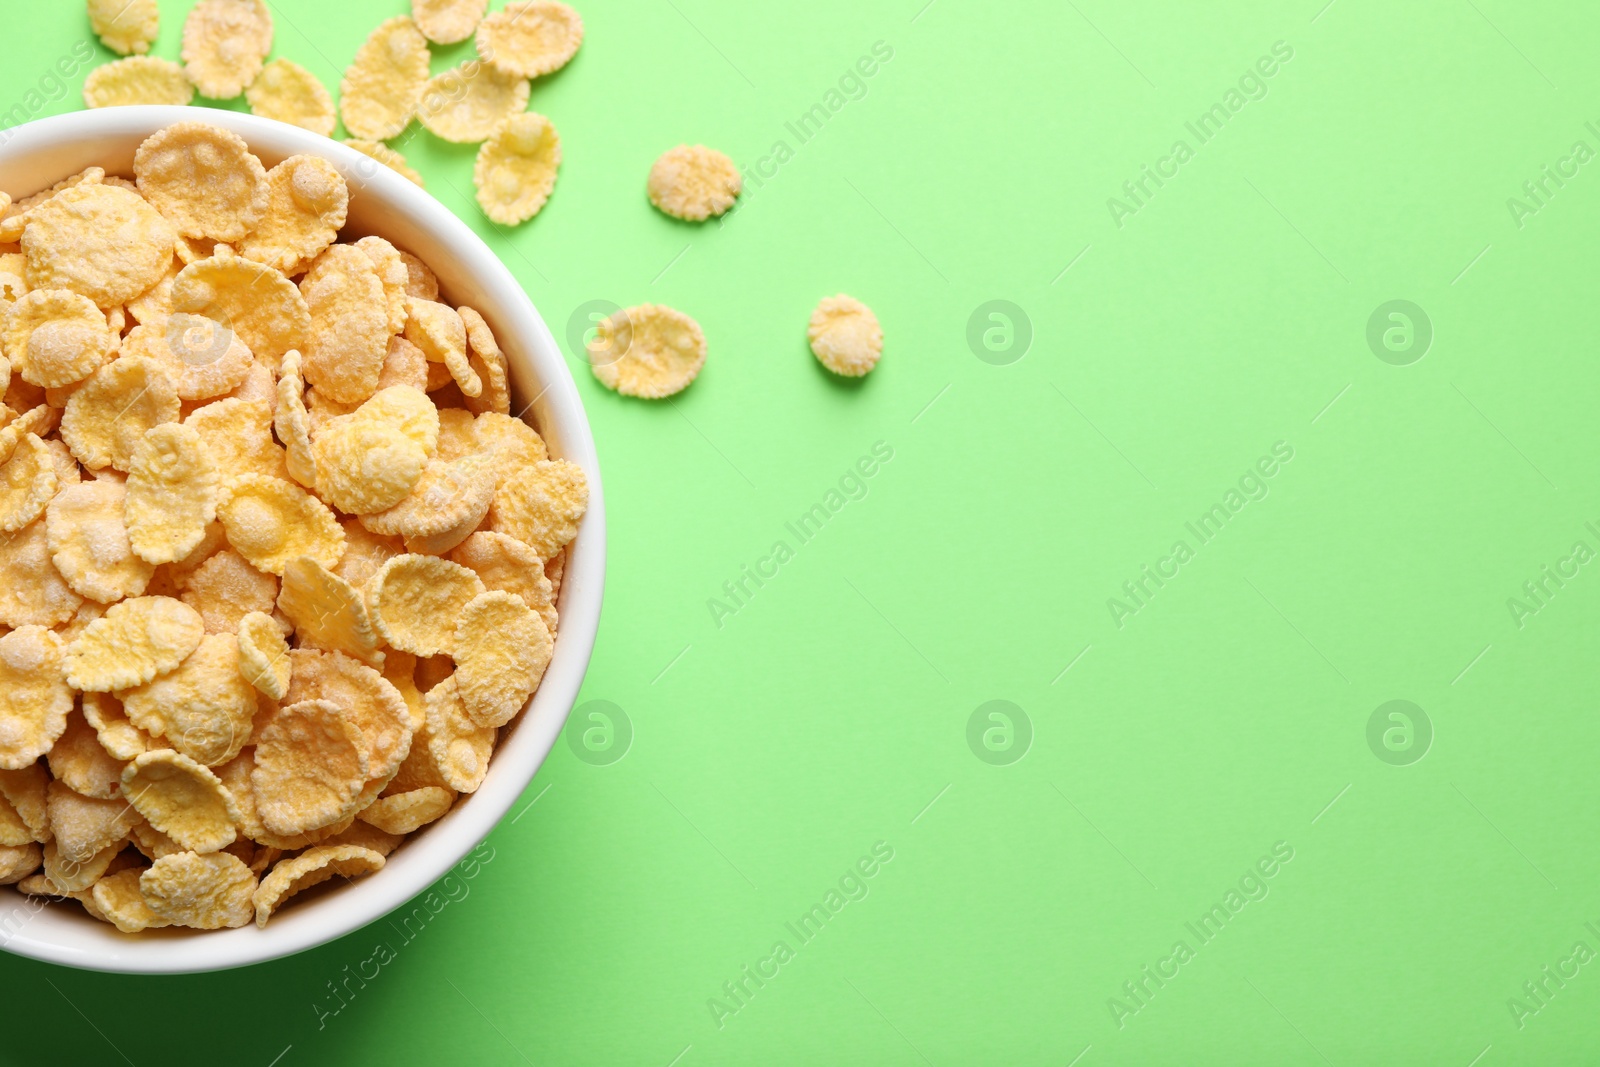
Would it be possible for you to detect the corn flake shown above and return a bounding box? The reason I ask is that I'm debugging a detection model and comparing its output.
[808,294,883,377]
[285,648,413,781]
[47,710,126,800]
[340,16,431,141]
[449,531,557,634]
[475,112,561,226]
[0,520,84,628]
[45,778,139,864]
[404,297,480,398]
[172,251,312,372]
[456,590,550,727]
[252,697,369,835]
[647,144,742,222]
[300,244,390,405]
[83,690,153,761]
[0,842,42,884]
[238,157,349,274]
[424,676,493,793]
[84,56,193,109]
[134,123,268,241]
[43,837,124,892]
[459,307,511,414]
[122,748,240,851]
[246,58,336,136]
[489,458,587,558]
[181,0,274,100]
[313,416,428,515]
[476,1,584,79]
[180,548,278,633]
[342,139,424,187]
[278,556,383,664]
[237,610,290,699]
[358,785,453,834]
[4,288,117,389]
[140,850,255,928]
[59,356,180,471]
[89,0,160,55]
[0,434,56,534]
[64,595,205,691]
[91,867,171,932]
[369,554,484,656]
[253,842,383,927]
[354,236,411,337]
[125,423,220,565]
[216,473,343,576]
[417,63,530,144]
[23,183,176,308]
[45,480,155,603]
[121,634,257,766]
[588,303,706,398]
[378,335,430,393]
[185,397,289,480]
[0,627,71,769]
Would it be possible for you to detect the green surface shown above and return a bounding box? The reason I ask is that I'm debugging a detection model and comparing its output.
[4,0,1600,1063]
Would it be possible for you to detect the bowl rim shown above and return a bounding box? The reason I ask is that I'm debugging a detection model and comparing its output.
[0,106,605,974]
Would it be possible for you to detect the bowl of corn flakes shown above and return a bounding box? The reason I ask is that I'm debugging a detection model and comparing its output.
[0,105,604,973]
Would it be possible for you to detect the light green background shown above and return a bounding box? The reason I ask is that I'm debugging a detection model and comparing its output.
[3,0,1599,1063]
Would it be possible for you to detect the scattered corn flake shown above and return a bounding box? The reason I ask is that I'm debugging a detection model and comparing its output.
[185,397,289,481]
[0,763,50,843]
[455,590,550,727]
[180,548,278,634]
[122,749,240,851]
[172,251,313,373]
[340,16,431,140]
[125,423,219,566]
[354,237,411,337]
[424,676,493,793]
[300,244,390,405]
[0,842,42,884]
[253,842,383,927]
[217,473,344,576]
[476,1,583,79]
[140,849,255,928]
[414,0,488,43]
[397,250,439,301]
[459,307,511,415]
[449,531,557,635]
[83,690,153,761]
[647,144,742,222]
[417,63,530,144]
[358,785,453,834]
[4,289,116,389]
[45,479,155,603]
[134,123,268,241]
[59,356,180,471]
[0,435,56,534]
[279,557,383,664]
[47,710,126,800]
[181,0,274,100]
[22,183,176,308]
[238,158,349,274]
[252,697,369,835]
[808,294,883,377]
[285,648,413,781]
[378,335,430,393]
[488,458,588,558]
[91,867,171,932]
[368,554,485,656]
[474,112,561,226]
[64,595,205,691]
[363,452,495,555]
[43,836,124,892]
[588,303,706,398]
[84,56,193,109]
[88,0,160,55]
[45,778,139,864]
[0,627,71,769]
[246,58,336,136]
[237,609,290,699]
[121,634,257,766]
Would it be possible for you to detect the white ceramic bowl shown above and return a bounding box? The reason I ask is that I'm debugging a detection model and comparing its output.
[0,106,605,973]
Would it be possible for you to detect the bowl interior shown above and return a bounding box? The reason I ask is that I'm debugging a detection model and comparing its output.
[0,107,604,973]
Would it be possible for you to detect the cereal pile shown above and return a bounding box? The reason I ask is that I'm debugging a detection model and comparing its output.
[0,121,588,931]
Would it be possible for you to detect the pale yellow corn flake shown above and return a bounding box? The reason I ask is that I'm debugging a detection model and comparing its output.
[300,244,390,405]
[125,423,220,565]
[84,56,193,109]
[459,307,511,415]
[358,784,454,834]
[5,289,117,389]
[475,411,547,485]
[64,595,205,691]
[216,749,350,850]
[238,158,349,274]
[278,556,383,664]
[173,234,218,266]
[340,17,431,141]
[140,849,255,928]
[47,709,127,800]
[0,789,33,847]
[417,63,530,145]
[403,297,479,399]
[122,748,240,852]
[121,634,257,766]
[434,407,477,461]
[476,1,583,79]
[398,250,439,301]
[0,626,71,769]
[91,867,171,932]
[808,294,883,377]
[489,458,587,559]
[304,386,356,435]
[253,842,383,927]
[588,303,706,398]
[252,697,369,835]
[275,349,316,488]
[285,648,413,781]
[334,518,404,591]
[0,404,56,467]
[648,144,741,222]
[475,112,561,226]
[59,356,180,471]
[455,590,550,727]
[89,0,160,55]
[356,385,440,455]
[180,548,278,634]
[172,251,313,372]
[216,473,343,576]
[342,139,425,188]
[0,764,50,841]
[362,452,494,555]
[0,435,56,534]
[121,315,252,401]
[424,676,493,793]
[83,690,153,761]
[45,480,155,603]
[322,820,403,857]
[130,818,182,860]
[126,258,179,326]
[134,123,268,241]
[0,169,104,247]
[222,360,278,415]
[44,778,139,864]
[378,335,430,393]
[185,397,289,481]
[312,417,428,515]
[369,554,484,656]
[22,183,176,308]
[246,59,336,137]
[42,438,83,490]
[414,0,488,43]
[0,842,42,884]
[449,531,557,634]
[354,237,411,337]
[237,610,290,699]
[43,836,124,892]
[181,0,274,100]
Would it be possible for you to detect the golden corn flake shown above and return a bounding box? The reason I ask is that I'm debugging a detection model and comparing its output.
[356,385,440,455]
[4,289,117,389]
[0,519,84,628]
[404,297,480,398]
[88,0,160,55]
[170,253,312,374]
[122,749,239,853]
[43,837,124,893]
[456,590,550,727]
[489,458,587,558]
[45,480,155,603]
[354,237,411,337]
[342,139,425,188]
[124,423,220,568]
[134,123,269,242]
[369,554,485,656]
[252,697,368,835]
[0,763,50,843]
[216,748,352,851]
[121,314,250,402]
[0,842,42,885]
[0,627,71,769]
[808,294,883,377]
[217,473,344,576]
[130,819,183,860]
[449,531,557,634]
[278,556,383,664]
[0,435,57,534]
[300,245,390,405]
[341,17,432,140]
[477,1,583,79]
[323,820,402,857]
[312,417,428,515]
[237,609,290,699]
[378,335,430,393]
[424,676,493,793]
[358,785,453,834]
[275,349,316,488]
[45,778,139,864]
[83,56,193,109]
[47,710,126,800]
[474,111,561,226]
[2,167,106,246]
[417,63,530,145]
[185,397,288,480]
[223,360,278,416]
[0,787,33,846]
[180,548,278,633]
[363,452,494,555]
[304,386,357,435]
[459,307,511,415]
[588,304,706,398]
[122,634,257,766]
[246,58,336,136]
[59,356,180,471]
[333,518,403,591]
[238,158,349,275]
[91,867,171,932]
[140,850,255,928]
[474,411,547,485]
[126,258,178,326]
[414,0,488,44]
[286,648,413,780]
[648,144,742,222]
[64,595,205,691]
[83,690,153,761]
[253,842,383,927]
[181,0,274,100]
[23,183,176,308]
[434,408,477,461]
[398,250,439,301]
